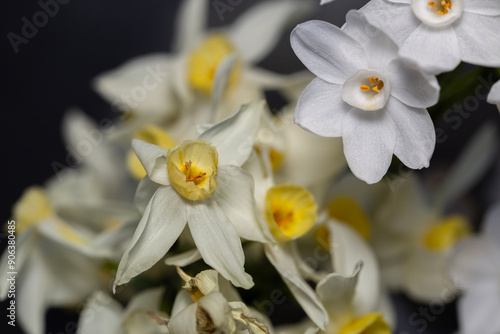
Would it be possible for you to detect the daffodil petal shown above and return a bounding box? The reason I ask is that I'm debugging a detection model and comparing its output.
[198,101,263,167]
[227,0,312,64]
[198,292,236,332]
[165,249,202,267]
[342,108,396,184]
[173,0,207,52]
[385,98,436,170]
[213,165,272,243]
[295,78,350,137]
[399,24,460,74]
[114,186,187,290]
[211,53,239,115]
[188,200,254,289]
[78,291,123,334]
[135,176,161,214]
[132,139,170,185]
[264,243,328,330]
[463,0,500,16]
[487,80,500,105]
[458,279,500,334]
[123,287,164,320]
[455,13,500,68]
[168,302,198,333]
[327,220,381,315]
[171,290,193,317]
[316,262,362,328]
[291,20,368,85]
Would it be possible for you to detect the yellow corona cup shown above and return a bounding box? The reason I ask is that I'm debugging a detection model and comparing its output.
[167,140,218,201]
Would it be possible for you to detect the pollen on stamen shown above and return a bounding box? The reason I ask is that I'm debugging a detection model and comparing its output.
[428,1,435,7]
[360,84,370,91]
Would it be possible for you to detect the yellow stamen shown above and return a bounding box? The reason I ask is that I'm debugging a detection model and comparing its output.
[360,85,370,91]
[265,184,317,242]
[430,0,452,15]
[167,141,218,201]
[369,77,378,84]
[428,1,435,6]
[361,78,384,93]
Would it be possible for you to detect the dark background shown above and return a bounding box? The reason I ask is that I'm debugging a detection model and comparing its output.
[1,0,499,333]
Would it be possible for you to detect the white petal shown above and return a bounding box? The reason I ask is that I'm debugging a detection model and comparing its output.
[227,0,312,64]
[386,59,440,108]
[168,303,197,334]
[343,10,399,69]
[114,186,187,289]
[172,0,207,52]
[165,249,202,267]
[188,201,253,289]
[385,97,436,170]
[483,201,500,244]
[327,220,380,315]
[487,80,500,105]
[458,279,500,334]
[360,0,420,45]
[78,291,123,334]
[135,176,161,214]
[455,13,500,68]
[295,78,350,137]
[316,263,362,329]
[171,290,193,317]
[448,237,500,289]
[433,123,497,210]
[342,108,397,184]
[197,292,236,333]
[399,24,460,74]
[93,54,176,116]
[463,0,500,16]
[291,20,368,84]
[213,165,272,243]
[210,53,239,117]
[264,243,328,330]
[199,101,264,167]
[132,139,170,186]
[0,228,36,298]
[124,287,164,318]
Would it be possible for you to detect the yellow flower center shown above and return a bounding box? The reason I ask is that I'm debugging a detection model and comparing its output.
[188,33,241,96]
[360,77,384,93]
[423,214,471,250]
[255,145,284,172]
[167,140,218,201]
[328,196,371,240]
[428,0,452,15]
[13,187,53,234]
[127,124,178,180]
[265,184,317,242]
[337,313,391,334]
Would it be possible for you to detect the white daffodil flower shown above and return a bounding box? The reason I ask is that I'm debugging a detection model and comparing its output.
[94,0,312,126]
[488,79,500,112]
[77,288,168,334]
[291,10,440,184]
[276,220,395,334]
[166,268,271,334]
[448,202,500,334]
[114,102,272,291]
[0,180,138,334]
[374,123,498,302]
[361,0,500,74]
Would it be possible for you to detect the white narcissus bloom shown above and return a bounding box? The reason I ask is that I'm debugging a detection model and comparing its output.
[488,79,500,112]
[374,123,498,302]
[77,288,168,334]
[448,202,500,334]
[168,269,271,334]
[291,10,440,184]
[94,0,312,127]
[361,0,500,74]
[0,180,139,334]
[114,102,272,291]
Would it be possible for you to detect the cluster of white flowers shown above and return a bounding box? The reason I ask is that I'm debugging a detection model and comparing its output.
[2,1,500,334]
